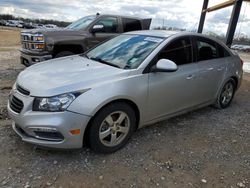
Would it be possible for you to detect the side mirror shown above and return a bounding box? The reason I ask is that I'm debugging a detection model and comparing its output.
[151,59,178,72]
[91,24,104,33]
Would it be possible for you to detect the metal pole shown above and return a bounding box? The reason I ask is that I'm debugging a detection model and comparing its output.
[225,0,243,47]
[198,0,209,33]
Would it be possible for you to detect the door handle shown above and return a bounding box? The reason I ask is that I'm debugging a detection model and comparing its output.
[207,67,214,71]
[217,67,224,71]
[186,75,195,80]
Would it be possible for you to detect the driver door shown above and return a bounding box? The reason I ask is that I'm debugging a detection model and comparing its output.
[87,16,119,48]
[147,37,200,121]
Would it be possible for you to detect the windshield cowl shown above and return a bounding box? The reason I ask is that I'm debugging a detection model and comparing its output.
[89,57,121,68]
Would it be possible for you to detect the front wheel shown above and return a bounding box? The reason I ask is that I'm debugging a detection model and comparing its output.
[214,79,236,109]
[88,102,136,154]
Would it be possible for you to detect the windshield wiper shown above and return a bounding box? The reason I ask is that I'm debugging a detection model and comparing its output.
[90,57,120,68]
[83,53,89,59]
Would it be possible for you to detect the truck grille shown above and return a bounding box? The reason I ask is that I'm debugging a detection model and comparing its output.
[9,95,24,113]
[17,84,30,96]
[22,41,38,50]
[21,34,31,50]
[22,42,32,50]
[21,34,31,41]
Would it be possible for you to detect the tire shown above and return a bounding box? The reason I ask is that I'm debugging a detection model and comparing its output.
[88,102,136,154]
[54,51,75,58]
[214,79,236,109]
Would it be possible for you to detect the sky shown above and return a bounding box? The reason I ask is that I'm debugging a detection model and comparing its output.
[0,0,250,37]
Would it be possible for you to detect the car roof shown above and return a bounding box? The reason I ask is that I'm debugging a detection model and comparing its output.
[126,30,183,38]
[127,30,225,42]
[97,14,147,20]
[125,30,230,51]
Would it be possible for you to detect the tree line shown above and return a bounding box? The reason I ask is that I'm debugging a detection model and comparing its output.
[0,14,71,27]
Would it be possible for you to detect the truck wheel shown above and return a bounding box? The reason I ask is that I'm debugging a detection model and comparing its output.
[88,102,136,154]
[55,51,75,58]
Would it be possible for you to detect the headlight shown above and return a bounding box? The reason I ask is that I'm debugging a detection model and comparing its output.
[33,92,81,112]
[34,43,45,50]
[33,35,44,42]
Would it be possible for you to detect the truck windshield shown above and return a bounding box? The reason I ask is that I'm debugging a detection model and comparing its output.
[66,15,96,30]
[85,34,164,69]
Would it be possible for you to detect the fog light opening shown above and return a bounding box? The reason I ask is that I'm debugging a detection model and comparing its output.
[30,127,57,132]
[31,58,40,62]
[29,127,64,141]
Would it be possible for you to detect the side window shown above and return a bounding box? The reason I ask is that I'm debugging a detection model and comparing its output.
[158,37,192,65]
[122,18,142,32]
[217,44,230,58]
[196,38,218,61]
[95,17,118,33]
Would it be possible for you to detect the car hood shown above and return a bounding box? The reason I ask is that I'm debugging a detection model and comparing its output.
[21,28,88,37]
[17,55,129,97]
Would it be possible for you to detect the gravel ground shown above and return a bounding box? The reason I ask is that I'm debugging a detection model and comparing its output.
[0,29,249,187]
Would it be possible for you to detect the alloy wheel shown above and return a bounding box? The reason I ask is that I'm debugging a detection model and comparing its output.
[99,111,130,147]
[220,82,234,106]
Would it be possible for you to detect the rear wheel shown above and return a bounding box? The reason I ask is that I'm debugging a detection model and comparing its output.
[214,79,236,109]
[88,102,136,154]
[55,51,75,58]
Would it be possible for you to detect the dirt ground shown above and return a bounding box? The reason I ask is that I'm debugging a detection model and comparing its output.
[0,28,249,188]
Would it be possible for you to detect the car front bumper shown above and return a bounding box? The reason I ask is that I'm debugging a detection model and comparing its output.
[7,91,91,149]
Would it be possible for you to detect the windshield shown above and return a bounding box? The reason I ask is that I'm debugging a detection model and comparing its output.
[86,34,164,69]
[66,15,96,30]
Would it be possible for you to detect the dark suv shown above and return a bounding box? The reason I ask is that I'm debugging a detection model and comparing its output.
[20,14,151,66]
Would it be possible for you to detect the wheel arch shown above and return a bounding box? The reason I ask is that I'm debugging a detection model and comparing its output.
[217,75,238,97]
[230,75,238,88]
[83,98,141,146]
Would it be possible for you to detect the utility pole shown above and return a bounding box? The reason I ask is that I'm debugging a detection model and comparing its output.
[225,0,243,47]
[198,0,209,33]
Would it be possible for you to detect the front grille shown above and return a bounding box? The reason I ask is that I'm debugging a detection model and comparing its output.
[10,95,24,113]
[22,42,30,50]
[22,41,35,50]
[22,34,31,41]
[17,84,30,96]
[21,34,31,50]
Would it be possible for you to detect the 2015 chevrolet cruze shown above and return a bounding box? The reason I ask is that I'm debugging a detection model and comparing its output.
[8,30,243,153]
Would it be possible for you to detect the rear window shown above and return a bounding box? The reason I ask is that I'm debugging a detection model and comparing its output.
[122,18,142,32]
[195,37,231,61]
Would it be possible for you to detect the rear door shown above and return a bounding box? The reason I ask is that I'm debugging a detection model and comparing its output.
[122,18,142,32]
[87,16,119,48]
[147,37,200,120]
[194,36,229,103]
[141,18,151,29]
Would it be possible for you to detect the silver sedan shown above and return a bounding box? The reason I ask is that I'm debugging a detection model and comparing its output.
[8,30,243,153]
